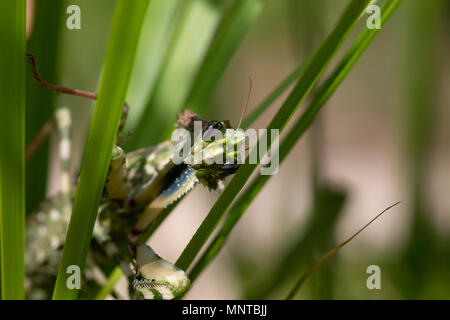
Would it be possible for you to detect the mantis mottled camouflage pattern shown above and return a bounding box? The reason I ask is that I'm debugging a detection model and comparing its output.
[25,55,245,300]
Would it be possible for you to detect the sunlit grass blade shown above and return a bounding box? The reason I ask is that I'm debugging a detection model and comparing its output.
[188,0,403,282]
[186,0,265,114]
[0,0,26,300]
[52,0,150,300]
[124,0,181,136]
[286,202,401,299]
[129,0,225,149]
[176,0,372,271]
[95,267,123,300]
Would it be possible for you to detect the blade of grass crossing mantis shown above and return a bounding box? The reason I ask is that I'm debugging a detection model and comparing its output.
[176,0,372,271]
[0,0,26,300]
[52,0,150,300]
[188,0,403,283]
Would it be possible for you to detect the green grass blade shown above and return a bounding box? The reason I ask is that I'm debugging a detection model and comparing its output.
[176,0,372,271]
[186,0,265,114]
[124,0,181,135]
[188,0,403,282]
[129,0,225,149]
[52,0,150,300]
[95,267,123,300]
[0,0,26,300]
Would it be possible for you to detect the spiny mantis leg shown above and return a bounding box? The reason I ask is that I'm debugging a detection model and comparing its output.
[25,53,130,162]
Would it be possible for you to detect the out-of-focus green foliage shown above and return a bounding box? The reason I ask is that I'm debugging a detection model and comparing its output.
[387,0,450,299]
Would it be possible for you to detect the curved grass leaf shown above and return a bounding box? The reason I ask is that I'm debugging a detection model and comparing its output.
[188,0,403,283]
[0,0,26,300]
[176,0,372,272]
[52,0,150,300]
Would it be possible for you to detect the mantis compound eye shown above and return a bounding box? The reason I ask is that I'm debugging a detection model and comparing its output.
[202,121,224,142]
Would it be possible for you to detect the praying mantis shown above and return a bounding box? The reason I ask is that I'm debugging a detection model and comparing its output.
[25,54,246,300]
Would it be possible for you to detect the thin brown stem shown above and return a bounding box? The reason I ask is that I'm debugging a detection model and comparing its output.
[26,53,130,154]
[27,53,98,100]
